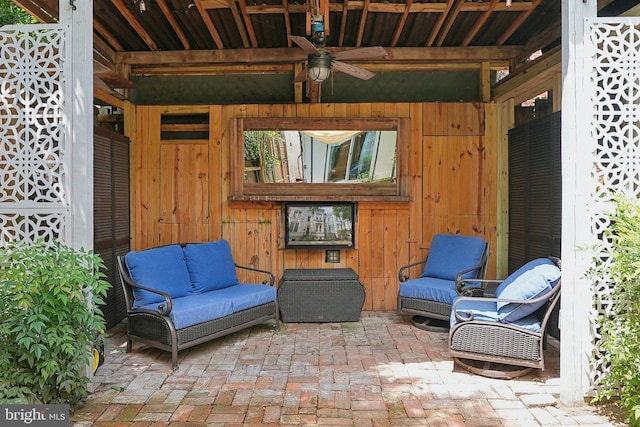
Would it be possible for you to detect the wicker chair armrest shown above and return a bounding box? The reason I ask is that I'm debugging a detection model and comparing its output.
[235,263,276,286]
[126,282,173,315]
[452,289,559,323]
[456,278,503,296]
[398,260,427,282]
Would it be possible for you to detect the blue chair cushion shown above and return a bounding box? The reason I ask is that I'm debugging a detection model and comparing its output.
[450,297,542,332]
[422,234,486,281]
[211,284,277,313]
[399,277,458,304]
[125,245,192,308]
[138,293,234,329]
[495,258,561,323]
[184,240,240,292]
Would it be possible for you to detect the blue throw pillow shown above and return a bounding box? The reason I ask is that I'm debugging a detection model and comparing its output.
[184,240,240,292]
[422,234,486,281]
[495,258,561,323]
[125,245,192,308]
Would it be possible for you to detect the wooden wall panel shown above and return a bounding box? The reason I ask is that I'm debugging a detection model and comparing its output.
[132,101,498,310]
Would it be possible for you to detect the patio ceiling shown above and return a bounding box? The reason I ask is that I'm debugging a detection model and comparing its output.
[14,0,640,92]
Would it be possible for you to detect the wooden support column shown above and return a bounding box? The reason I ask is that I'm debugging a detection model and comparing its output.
[560,0,597,404]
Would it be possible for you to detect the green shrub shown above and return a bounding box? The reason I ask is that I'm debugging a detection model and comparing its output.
[593,195,640,426]
[0,239,110,405]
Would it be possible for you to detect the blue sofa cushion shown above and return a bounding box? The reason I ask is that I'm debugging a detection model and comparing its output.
[422,234,486,281]
[125,245,192,308]
[184,240,240,292]
[495,258,561,323]
[399,277,459,304]
[211,284,277,313]
[138,293,234,329]
[450,297,542,332]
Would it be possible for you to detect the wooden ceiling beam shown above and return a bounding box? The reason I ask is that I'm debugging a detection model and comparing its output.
[111,0,158,50]
[193,0,225,49]
[462,0,499,47]
[496,0,542,46]
[515,16,561,63]
[156,0,190,49]
[116,45,523,66]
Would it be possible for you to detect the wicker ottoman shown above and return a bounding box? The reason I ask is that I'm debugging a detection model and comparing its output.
[278,268,366,323]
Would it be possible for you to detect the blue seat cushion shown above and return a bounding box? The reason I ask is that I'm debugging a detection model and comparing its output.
[138,293,234,329]
[422,234,486,281]
[125,245,192,308]
[184,240,240,292]
[494,258,561,323]
[450,297,542,332]
[211,284,277,313]
[399,277,458,304]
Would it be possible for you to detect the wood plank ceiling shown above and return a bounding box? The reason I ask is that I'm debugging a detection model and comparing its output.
[12,0,639,95]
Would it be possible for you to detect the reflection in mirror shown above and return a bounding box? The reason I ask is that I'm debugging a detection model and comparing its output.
[244,130,397,184]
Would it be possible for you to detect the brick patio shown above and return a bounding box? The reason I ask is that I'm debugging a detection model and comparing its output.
[71,311,625,426]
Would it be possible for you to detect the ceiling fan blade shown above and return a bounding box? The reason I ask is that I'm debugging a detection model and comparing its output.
[293,68,308,83]
[289,35,321,55]
[332,61,376,80]
[334,46,388,61]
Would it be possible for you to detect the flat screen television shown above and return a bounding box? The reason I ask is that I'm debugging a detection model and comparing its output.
[284,202,356,249]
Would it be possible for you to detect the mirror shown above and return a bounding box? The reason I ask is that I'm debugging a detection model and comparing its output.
[230,117,410,201]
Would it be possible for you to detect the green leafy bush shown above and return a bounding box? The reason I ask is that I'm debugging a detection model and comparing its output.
[593,195,640,426]
[0,240,110,405]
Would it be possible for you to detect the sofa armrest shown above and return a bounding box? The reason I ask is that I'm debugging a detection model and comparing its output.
[235,264,276,286]
[126,280,174,315]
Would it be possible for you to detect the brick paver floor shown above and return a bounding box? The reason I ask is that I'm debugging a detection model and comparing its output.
[71,311,627,426]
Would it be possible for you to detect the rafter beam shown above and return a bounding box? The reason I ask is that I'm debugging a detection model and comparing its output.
[111,0,158,51]
[462,0,499,47]
[496,0,542,46]
[435,0,465,47]
[193,0,225,49]
[157,0,190,49]
[355,0,370,47]
[391,0,413,47]
[237,0,258,48]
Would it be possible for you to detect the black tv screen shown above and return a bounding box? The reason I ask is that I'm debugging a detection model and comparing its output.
[284,202,356,249]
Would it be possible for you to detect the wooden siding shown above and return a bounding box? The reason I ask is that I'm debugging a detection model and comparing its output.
[131,102,498,310]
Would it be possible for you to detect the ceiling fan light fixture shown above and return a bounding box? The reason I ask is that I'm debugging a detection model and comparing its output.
[307,55,332,83]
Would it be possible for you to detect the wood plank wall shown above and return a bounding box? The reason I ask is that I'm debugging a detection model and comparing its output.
[131,102,498,310]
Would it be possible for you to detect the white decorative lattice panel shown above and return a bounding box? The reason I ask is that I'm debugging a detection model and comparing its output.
[588,18,640,389]
[0,25,69,245]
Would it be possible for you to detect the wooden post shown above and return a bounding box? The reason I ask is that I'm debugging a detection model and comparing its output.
[560,0,597,404]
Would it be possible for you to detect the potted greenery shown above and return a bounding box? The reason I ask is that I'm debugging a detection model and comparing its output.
[592,194,640,426]
[0,239,110,405]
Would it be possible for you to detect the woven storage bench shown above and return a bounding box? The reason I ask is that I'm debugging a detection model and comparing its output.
[278,268,365,323]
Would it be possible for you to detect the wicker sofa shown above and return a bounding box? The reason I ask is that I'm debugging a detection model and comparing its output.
[116,240,279,369]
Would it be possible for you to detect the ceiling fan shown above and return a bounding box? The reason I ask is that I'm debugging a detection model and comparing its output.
[290,35,388,84]
[289,5,387,85]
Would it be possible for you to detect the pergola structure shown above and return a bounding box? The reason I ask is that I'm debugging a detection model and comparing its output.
[2,0,640,404]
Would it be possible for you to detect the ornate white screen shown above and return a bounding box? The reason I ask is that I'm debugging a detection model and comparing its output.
[0,25,70,244]
[588,18,640,387]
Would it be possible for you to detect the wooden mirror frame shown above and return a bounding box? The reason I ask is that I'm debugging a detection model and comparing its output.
[229,117,410,201]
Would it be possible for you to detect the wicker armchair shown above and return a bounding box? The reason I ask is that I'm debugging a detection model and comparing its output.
[449,257,561,378]
[397,234,490,330]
